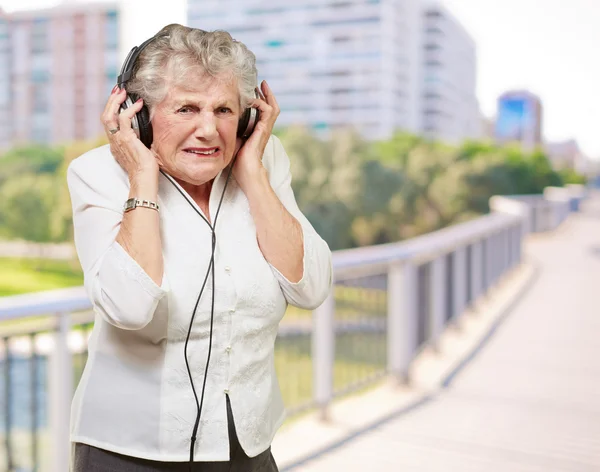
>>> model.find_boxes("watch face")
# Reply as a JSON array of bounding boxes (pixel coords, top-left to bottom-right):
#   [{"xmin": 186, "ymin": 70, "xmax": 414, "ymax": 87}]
[{"xmin": 124, "ymin": 198, "xmax": 136, "ymax": 211}]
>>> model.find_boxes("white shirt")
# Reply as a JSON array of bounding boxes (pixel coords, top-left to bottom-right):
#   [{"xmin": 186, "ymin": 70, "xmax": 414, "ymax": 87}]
[{"xmin": 67, "ymin": 135, "xmax": 332, "ymax": 462}]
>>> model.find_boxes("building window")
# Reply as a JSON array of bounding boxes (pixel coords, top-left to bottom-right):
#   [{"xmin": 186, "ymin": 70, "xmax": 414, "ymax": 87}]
[
  {"xmin": 425, "ymin": 27, "xmax": 443, "ymax": 35},
  {"xmin": 311, "ymin": 16, "xmax": 380, "ymax": 27},
  {"xmin": 105, "ymin": 10, "xmax": 119, "ymax": 49},
  {"xmin": 30, "ymin": 70, "xmax": 50, "ymax": 83},
  {"xmin": 31, "ymin": 127, "xmax": 50, "ymax": 143},
  {"xmin": 31, "ymin": 18, "xmax": 49, "ymax": 54},
  {"xmin": 332, "ymin": 36, "xmax": 352, "ymax": 43},
  {"xmin": 265, "ymin": 39, "xmax": 285, "ymax": 48}
]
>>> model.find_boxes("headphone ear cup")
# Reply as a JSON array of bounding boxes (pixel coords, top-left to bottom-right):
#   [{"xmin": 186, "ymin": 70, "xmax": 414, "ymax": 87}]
[
  {"xmin": 121, "ymin": 92, "xmax": 153, "ymax": 148},
  {"xmin": 130, "ymin": 92, "xmax": 153, "ymax": 148},
  {"xmin": 237, "ymin": 108, "xmax": 250, "ymax": 138},
  {"xmin": 136, "ymin": 102, "xmax": 153, "ymax": 148},
  {"xmin": 237, "ymin": 106, "xmax": 259, "ymax": 139}
]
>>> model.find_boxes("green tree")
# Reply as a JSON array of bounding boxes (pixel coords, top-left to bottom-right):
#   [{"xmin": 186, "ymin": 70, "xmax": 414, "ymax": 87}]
[
  {"xmin": 279, "ymin": 126, "xmax": 367, "ymax": 250},
  {"xmin": 0, "ymin": 173, "xmax": 62, "ymax": 249},
  {"xmin": 0, "ymin": 144, "xmax": 64, "ymax": 186},
  {"xmin": 558, "ymin": 168, "xmax": 587, "ymax": 185},
  {"xmin": 351, "ymin": 159, "xmax": 404, "ymax": 245}
]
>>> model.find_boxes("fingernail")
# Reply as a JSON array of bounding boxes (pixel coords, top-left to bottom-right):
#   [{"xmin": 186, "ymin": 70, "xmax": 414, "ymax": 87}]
[
  {"xmin": 111, "ymin": 84, "xmax": 119, "ymax": 94},
  {"xmin": 136, "ymin": 98, "xmax": 143, "ymax": 103}
]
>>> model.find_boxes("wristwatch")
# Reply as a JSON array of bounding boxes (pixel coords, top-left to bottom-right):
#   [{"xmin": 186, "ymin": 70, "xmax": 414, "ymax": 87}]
[{"xmin": 123, "ymin": 197, "xmax": 160, "ymax": 213}]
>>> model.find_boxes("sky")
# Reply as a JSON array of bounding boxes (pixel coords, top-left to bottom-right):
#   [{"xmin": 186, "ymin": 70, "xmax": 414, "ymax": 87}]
[{"xmin": 1, "ymin": 0, "xmax": 598, "ymax": 158}]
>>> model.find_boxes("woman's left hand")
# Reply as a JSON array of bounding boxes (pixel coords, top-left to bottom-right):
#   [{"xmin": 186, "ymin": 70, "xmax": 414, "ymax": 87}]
[{"xmin": 232, "ymin": 80, "xmax": 279, "ymax": 191}]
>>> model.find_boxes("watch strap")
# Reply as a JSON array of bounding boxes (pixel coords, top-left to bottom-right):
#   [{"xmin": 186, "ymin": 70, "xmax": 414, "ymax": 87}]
[{"xmin": 124, "ymin": 197, "xmax": 160, "ymax": 212}]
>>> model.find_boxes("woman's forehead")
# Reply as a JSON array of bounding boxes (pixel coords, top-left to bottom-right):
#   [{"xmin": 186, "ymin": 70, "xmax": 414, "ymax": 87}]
[{"xmin": 166, "ymin": 77, "xmax": 239, "ymax": 106}]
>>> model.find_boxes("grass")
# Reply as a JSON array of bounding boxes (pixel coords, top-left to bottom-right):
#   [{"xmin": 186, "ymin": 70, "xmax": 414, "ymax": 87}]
[{"xmin": 0, "ymin": 257, "xmax": 83, "ymax": 297}]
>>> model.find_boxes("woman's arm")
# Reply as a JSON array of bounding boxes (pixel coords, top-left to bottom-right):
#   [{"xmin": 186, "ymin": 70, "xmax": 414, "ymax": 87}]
[
  {"xmin": 247, "ymin": 136, "xmax": 333, "ymax": 310},
  {"xmin": 232, "ymin": 81, "xmax": 332, "ymax": 309},
  {"xmin": 68, "ymin": 88, "xmax": 169, "ymax": 331},
  {"xmin": 244, "ymin": 168, "xmax": 304, "ymax": 284},
  {"xmin": 68, "ymin": 156, "xmax": 169, "ymax": 331},
  {"xmin": 116, "ymin": 170, "xmax": 164, "ymax": 286}
]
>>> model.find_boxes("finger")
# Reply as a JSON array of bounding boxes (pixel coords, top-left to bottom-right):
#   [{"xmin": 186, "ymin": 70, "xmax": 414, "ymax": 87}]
[
  {"xmin": 256, "ymin": 83, "xmax": 267, "ymax": 102},
  {"xmin": 260, "ymin": 80, "xmax": 279, "ymax": 115},
  {"xmin": 118, "ymin": 98, "xmax": 145, "ymax": 132},
  {"xmin": 250, "ymin": 98, "xmax": 273, "ymax": 122},
  {"xmin": 101, "ymin": 86, "xmax": 126, "ymax": 127}
]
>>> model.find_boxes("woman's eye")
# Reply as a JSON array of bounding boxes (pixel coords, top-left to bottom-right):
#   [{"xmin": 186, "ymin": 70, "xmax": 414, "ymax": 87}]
[
  {"xmin": 178, "ymin": 107, "xmax": 192, "ymax": 114},
  {"xmin": 218, "ymin": 107, "xmax": 232, "ymax": 114}
]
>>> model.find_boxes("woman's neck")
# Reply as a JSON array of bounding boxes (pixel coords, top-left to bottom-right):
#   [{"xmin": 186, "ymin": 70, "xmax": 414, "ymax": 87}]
[{"xmin": 176, "ymin": 178, "xmax": 213, "ymax": 221}]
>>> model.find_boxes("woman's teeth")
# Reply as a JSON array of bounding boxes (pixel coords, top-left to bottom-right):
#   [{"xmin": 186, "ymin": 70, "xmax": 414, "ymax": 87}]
[{"xmin": 188, "ymin": 149, "xmax": 217, "ymax": 155}]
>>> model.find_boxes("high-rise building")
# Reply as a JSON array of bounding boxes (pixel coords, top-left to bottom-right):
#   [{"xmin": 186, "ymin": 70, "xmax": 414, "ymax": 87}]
[
  {"xmin": 0, "ymin": 9, "xmax": 11, "ymax": 149},
  {"xmin": 0, "ymin": 2, "xmax": 120, "ymax": 150},
  {"xmin": 421, "ymin": 3, "xmax": 482, "ymax": 144},
  {"xmin": 545, "ymin": 139, "xmax": 589, "ymax": 174},
  {"xmin": 495, "ymin": 90, "xmax": 543, "ymax": 150},
  {"xmin": 187, "ymin": 0, "xmax": 423, "ymax": 140}
]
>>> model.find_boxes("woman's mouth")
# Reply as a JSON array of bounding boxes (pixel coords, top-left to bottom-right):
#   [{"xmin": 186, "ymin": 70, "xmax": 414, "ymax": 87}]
[{"xmin": 183, "ymin": 147, "xmax": 220, "ymax": 157}]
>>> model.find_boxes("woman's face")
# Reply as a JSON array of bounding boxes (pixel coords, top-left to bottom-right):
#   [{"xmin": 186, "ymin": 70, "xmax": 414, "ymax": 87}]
[{"xmin": 150, "ymin": 73, "xmax": 241, "ymax": 187}]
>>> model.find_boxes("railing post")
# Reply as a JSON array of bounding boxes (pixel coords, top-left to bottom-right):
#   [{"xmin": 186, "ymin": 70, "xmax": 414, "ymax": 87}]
[
  {"xmin": 470, "ymin": 240, "xmax": 483, "ymax": 303},
  {"xmin": 515, "ymin": 223, "xmax": 523, "ymax": 265},
  {"xmin": 387, "ymin": 262, "xmax": 417, "ymax": 384},
  {"xmin": 430, "ymin": 255, "xmax": 447, "ymax": 349},
  {"xmin": 499, "ymin": 230, "xmax": 507, "ymax": 276},
  {"xmin": 313, "ymin": 289, "xmax": 335, "ymax": 421},
  {"xmin": 49, "ymin": 312, "xmax": 72, "ymax": 472},
  {"xmin": 485, "ymin": 234, "xmax": 494, "ymax": 290},
  {"xmin": 495, "ymin": 233, "xmax": 502, "ymax": 282},
  {"xmin": 3, "ymin": 337, "xmax": 13, "ymax": 472},
  {"xmin": 452, "ymin": 247, "xmax": 467, "ymax": 320}
]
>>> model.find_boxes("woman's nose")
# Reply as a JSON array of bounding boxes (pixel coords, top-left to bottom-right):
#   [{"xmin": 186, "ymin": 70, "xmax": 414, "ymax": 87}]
[{"xmin": 195, "ymin": 114, "xmax": 218, "ymax": 139}]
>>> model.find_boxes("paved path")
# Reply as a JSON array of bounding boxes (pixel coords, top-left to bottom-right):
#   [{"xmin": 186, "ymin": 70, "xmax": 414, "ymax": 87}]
[{"xmin": 280, "ymin": 195, "xmax": 600, "ymax": 471}]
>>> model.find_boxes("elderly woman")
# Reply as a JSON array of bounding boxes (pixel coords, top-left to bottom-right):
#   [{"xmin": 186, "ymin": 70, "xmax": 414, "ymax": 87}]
[{"xmin": 67, "ymin": 24, "xmax": 332, "ymax": 471}]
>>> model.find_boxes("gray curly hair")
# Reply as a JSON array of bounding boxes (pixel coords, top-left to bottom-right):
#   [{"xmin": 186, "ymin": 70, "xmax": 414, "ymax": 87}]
[{"xmin": 125, "ymin": 24, "xmax": 258, "ymax": 119}]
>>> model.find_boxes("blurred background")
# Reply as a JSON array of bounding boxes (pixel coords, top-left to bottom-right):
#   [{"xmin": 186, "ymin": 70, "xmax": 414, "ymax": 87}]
[{"xmin": 0, "ymin": 0, "xmax": 598, "ymax": 471}]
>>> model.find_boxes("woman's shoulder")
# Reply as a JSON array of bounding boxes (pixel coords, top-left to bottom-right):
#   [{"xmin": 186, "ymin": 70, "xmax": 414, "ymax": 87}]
[
  {"xmin": 66, "ymin": 145, "xmax": 130, "ymax": 209},
  {"xmin": 261, "ymin": 134, "xmax": 291, "ymax": 179},
  {"xmin": 67, "ymin": 144, "xmax": 129, "ymax": 190}
]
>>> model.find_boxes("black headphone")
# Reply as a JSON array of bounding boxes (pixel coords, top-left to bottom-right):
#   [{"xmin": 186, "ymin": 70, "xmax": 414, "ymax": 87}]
[{"xmin": 117, "ymin": 32, "xmax": 260, "ymax": 148}]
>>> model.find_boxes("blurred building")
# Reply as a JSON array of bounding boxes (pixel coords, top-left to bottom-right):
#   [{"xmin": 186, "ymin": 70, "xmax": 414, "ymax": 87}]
[
  {"xmin": 421, "ymin": 3, "xmax": 483, "ymax": 144},
  {"xmin": 188, "ymin": 0, "xmax": 424, "ymax": 140},
  {"xmin": 545, "ymin": 139, "xmax": 590, "ymax": 174},
  {"xmin": 0, "ymin": 2, "xmax": 120, "ymax": 150},
  {"xmin": 0, "ymin": 9, "xmax": 11, "ymax": 149},
  {"xmin": 494, "ymin": 90, "xmax": 543, "ymax": 150}
]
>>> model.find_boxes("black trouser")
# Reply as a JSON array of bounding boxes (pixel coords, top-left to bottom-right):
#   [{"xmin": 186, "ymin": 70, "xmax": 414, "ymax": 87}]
[{"xmin": 72, "ymin": 396, "xmax": 279, "ymax": 472}]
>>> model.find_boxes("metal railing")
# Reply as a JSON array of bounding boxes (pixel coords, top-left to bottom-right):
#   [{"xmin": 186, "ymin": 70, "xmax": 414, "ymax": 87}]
[{"xmin": 0, "ymin": 186, "xmax": 587, "ymax": 472}]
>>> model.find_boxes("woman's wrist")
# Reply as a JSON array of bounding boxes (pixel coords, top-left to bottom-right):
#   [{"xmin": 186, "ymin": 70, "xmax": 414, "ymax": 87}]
[{"xmin": 129, "ymin": 168, "xmax": 159, "ymax": 196}]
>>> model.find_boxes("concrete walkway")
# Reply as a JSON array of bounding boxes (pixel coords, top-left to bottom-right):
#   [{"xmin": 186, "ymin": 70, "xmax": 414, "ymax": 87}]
[{"xmin": 272, "ymin": 195, "xmax": 600, "ymax": 471}]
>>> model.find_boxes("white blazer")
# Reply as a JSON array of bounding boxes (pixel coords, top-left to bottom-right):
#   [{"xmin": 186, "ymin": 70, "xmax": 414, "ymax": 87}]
[{"xmin": 67, "ymin": 135, "xmax": 332, "ymax": 461}]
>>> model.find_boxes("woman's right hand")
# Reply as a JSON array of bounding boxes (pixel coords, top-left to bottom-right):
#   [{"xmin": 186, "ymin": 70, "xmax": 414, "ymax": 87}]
[{"xmin": 101, "ymin": 85, "xmax": 159, "ymax": 181}]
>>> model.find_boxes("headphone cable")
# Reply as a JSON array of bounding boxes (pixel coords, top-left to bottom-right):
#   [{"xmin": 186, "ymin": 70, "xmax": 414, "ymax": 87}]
[{"xmin": 159, "ymin": 152, "xmax": 238, "ymax": 470}]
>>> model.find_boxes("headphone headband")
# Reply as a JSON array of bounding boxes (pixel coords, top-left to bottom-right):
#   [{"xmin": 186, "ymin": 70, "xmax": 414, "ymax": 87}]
[{"xmin": 117, "ymin": 35, "xmax": 167, "ymax": 87}]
